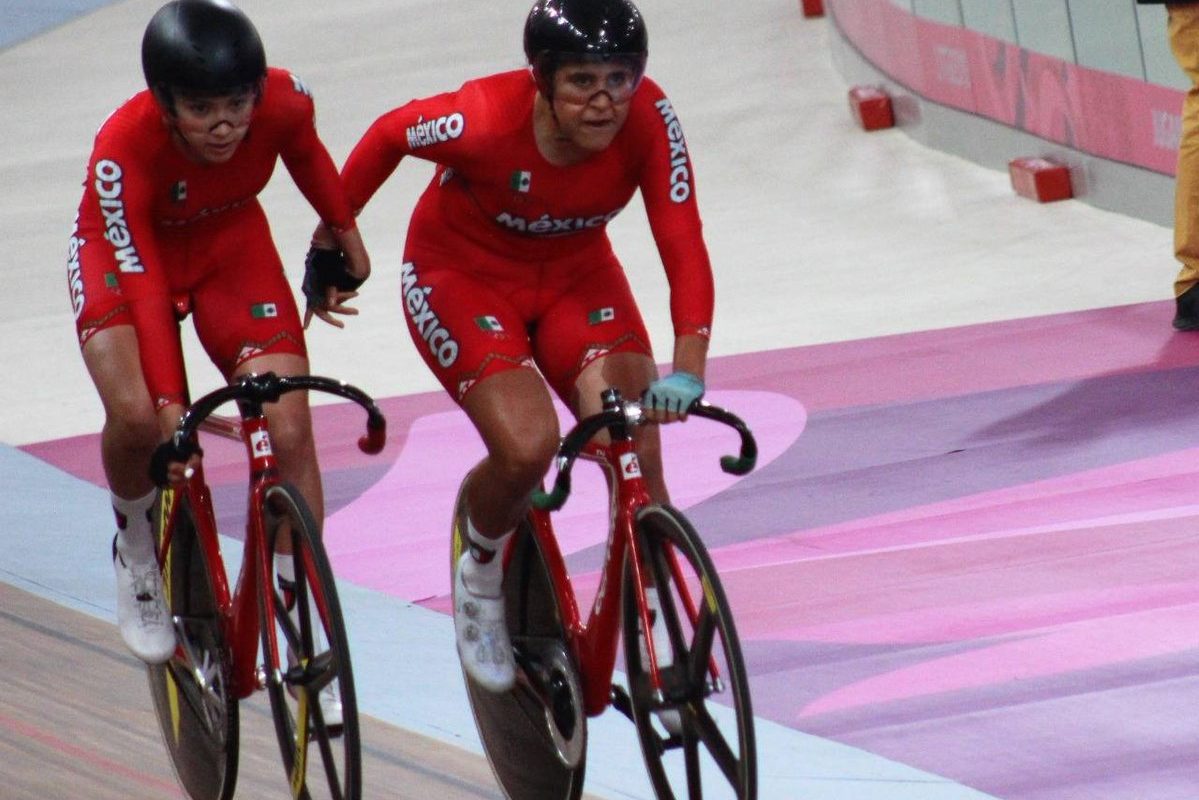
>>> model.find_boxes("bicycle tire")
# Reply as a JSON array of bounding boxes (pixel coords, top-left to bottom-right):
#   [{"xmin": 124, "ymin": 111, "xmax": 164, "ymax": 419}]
[
  {"xmin": 451, "ymin": 496, "xmax": 587, "ymax": 800},
  {"xmin": 146, "ymin": 490, "xmax": 240, "ymax": 800},
  {"xmin": 259, "ymin": 483, "xmax": 361, "ymax": 800},
  {"xmin": 622, "ymin": 504, "xmax": 757, "ymax": 800}
]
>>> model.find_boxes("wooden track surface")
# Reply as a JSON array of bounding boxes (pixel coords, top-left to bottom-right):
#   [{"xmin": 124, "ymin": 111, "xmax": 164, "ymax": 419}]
[{"xmin": 0, "ymin": 582, "xmax": 515, "ymax": 800}]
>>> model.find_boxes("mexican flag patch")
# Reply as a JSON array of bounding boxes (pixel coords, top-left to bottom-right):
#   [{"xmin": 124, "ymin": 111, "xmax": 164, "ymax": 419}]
[
  {"xmin": 251, "ymin": 302, "xmax": 278, "ymax": 319},
  {"xmin": 475, "ymin": 315, "xmax": 504, "ymax": 332},
  {"xmin": 588, "ymin": 307, "xmax": 615, "ymax": 325},
  {"xmin": 510, "ymin": 170, "xmax": 532, "ymax": 193}
]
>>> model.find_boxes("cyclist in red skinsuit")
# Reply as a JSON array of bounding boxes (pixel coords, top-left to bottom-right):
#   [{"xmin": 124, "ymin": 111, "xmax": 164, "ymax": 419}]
[
  {"xmin": 69, "ymin": 0, "xmax": 369, "ymax": 666},
  {"xmin": 312, "ymin": 0, "xmax": 712, "ymax": 693}
]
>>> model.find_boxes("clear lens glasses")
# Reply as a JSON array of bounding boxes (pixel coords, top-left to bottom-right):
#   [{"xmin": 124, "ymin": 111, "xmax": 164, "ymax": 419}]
[{"xmin": 551, "ymin": 56, "xmax": 645, "ymax": 105}]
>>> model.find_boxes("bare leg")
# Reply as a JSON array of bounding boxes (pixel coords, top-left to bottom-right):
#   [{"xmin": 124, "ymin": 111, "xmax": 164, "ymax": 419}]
[
  {"xmin": 82, "ymin": 325, "xmax": 164, "ymax": 499},
  {"xmin": 452, "ymin": 366, "xmax": 559, "ymax": 693},
  {"xmin": 81, "ymin": 325, "xmax": 176, "ymax": 663},
  {"xmin": 460, "ymin": 367, "xmax": 561, "ymax": 538}
]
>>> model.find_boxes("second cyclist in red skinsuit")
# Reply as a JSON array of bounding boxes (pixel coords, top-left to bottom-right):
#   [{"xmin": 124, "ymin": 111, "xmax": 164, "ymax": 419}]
[
  {"xmin": 69, "ymin": 0, "xmax": 368, "ymax": 678},
  {"xmin": 312, "ymin": 0, "xmax": 714, "ymax": 694}
]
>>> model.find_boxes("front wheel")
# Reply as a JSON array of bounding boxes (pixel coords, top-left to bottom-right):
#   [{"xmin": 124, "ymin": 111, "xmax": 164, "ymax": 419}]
[
  {"xmin": 622, "ymin": 504, "xmax": 757, "ymax": 800},
  {"xmin": 260, "ymin": 483, "xmax": 361, "ymax": 800},
  {"xmin": 146, "ymin": 489, "xmax": 239, "ymax": 800}
]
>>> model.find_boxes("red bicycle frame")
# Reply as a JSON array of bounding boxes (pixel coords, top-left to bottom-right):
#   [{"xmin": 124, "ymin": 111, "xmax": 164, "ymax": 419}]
[
  {"xmin": 155, "ymin": 414, "xmax": 297, "ymax": 699},
  {"xmin": 518, "ymin": 434, "xmax": 711, "ymax": 717}
]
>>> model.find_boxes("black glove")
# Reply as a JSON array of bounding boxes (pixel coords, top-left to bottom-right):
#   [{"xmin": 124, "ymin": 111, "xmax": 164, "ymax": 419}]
[
  {"xmin": 302, "ymin": 246, "xmax": 365, "ymax": 309},
  {"xmin": 149, "ymin": 437, "xmax": 202, "ymax": 487}
]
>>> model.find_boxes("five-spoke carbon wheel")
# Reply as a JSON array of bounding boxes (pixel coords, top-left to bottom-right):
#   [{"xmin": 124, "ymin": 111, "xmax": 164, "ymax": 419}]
[
  {"xmin": 261, "ymin": 483, "xmax": 361, "ymax": 800},
  {"xmin": 622, "ymin": 504, "xmax": 757, "ymax": 800}
]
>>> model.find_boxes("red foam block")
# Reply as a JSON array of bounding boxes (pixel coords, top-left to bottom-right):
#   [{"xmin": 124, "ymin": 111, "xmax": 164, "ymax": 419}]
[
  {"xmin": 801, "ymin": 0, "xmax": 825, "ymax": 17},
  {"xmin": 1008, "ymin": 157, "xmax": 1073, "ymax": 202},
  {"xmin": 848, "ymin": 86, "xmax": 894, "ymax": 131}
]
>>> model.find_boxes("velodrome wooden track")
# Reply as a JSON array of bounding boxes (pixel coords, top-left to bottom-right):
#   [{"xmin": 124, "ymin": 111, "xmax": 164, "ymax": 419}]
[{"xmin": 1, "ymin": 581, "xmax": 588, "ymax": 800}]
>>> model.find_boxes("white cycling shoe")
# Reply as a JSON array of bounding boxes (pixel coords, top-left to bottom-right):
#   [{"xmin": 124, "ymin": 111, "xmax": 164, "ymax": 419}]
[
  {"xmin": 285, "ymin": 659, "xmax": 344, "ymax": 733},
  {"xmin": 453, "ymin": 550, "xmax": 516, "ymax": 693},
  {"xmin": 112, "ymin": 535, "xmax": 176, "ymax": 664},
  {"xmin": 639, "ymin": 587, "xmax": 684, "ymax": 736},
  {"xmin": 317, "ymin": 684, "xmax": 343, "ymax": 730}
]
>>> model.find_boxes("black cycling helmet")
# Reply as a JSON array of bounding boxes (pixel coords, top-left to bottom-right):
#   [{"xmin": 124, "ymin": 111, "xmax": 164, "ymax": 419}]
[
  {"xmin": 142, "ymin": 0, "xmax": 266, "ymax": 110},
  {"xmin": 523, "ymin": 0, "xmax": 648, "ymax": 99}
]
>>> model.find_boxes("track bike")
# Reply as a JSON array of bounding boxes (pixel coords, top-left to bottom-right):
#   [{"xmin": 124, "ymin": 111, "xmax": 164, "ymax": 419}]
[
  {"xmin": 450, "ymin": 388, "xmax": 758, "ymax": 799},
  {"xmin": 146, "ymin": 371, "xmax": 385, "ymax": 800}
]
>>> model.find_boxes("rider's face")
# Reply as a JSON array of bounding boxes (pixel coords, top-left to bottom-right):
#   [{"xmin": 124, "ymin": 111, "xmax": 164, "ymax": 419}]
[
  {"xmin": 550, "ymin": 62, "xmax": 638, "ymax": 152},
  {"xmin": 169, "ymin": 91, "xmax": 255, "ymax": 164}
]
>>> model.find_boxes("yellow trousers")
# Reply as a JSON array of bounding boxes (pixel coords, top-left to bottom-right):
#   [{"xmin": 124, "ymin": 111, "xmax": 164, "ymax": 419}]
[{"xmin": 1168, "ymin": 3, "xmax": 1199, "ymax": 295}]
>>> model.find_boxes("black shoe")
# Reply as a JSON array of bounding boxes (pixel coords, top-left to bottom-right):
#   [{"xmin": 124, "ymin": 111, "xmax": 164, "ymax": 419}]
[{"xmin": 1173, "ymin": 284, "xmax": 1199, "ymax": 331}]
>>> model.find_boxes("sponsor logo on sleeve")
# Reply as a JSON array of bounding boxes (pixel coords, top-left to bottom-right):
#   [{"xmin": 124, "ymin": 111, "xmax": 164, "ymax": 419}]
[
  {"xmin": 66, "ymin": 215, "xmax": 86, "ymax": 320},
  {"xmin": 289, "ymin": 72, "xmax": 313, "ymax": 97},
  {"xmin": 406, "ymin": 112, "xmax": 466, "ymax": 150},
  {"xmin": 654, "ymin": 98, "xmax": 691, "ymax": 204},
  {"xmin": 94, "ymin": 158, "xmax": 144, "ymax": 273}
]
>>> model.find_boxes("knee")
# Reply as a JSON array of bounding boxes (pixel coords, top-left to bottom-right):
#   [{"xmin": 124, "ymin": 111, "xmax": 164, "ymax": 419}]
[
  {"xmin": 265, "ymin": 408, "xmax": 315, "ymax": 465},
  {"xmin": 491, "ymin": 422, "xmax": 560, "ymax": 487},
  {"xmin": 104, "ymin": 391, "xmax": 159, "ymax": 449}
]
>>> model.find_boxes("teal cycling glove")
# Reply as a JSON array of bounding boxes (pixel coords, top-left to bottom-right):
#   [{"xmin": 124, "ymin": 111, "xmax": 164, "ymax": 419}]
[{"xmin": 644, "ymin": 371, "xmax": 705, "ymax": 415}]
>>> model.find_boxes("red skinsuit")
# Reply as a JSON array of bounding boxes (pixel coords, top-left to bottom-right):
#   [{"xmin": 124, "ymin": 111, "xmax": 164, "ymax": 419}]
[
  {"xmin": 68, "ymin": 68, "xmax": 354, "ymax": 409},
  {"xmin": 341, "ymin": 70, "xmax": 714, "ymax": 402}
]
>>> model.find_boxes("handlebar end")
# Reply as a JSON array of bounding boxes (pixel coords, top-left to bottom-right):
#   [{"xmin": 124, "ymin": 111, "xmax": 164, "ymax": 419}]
[
  {"xmin": 720, "ymin": 453, "xmax": 755, "ymax": 476},
  {"xmin": 358, "ymin": 414, "xmax": 387, "ymax": 455}
]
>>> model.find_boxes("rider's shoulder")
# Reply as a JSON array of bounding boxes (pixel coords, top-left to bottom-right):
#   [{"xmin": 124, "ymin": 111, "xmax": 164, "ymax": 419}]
[
  {"xmin": 630, "ymin": 75, "xmax": 671, "ymax": 114},
  {"xmin": 461, "ymin": 69, "xmax": 533, "ymax": 111},
  {"xmin": 256, "ymin": 67, "xmax": 317, "ymax": 120},
  {"xmin": 91, "ymin": 91, "xmax": 167, "ymax": 160},
  {"xmin": 623, "ymin": 75, "xmax": 682, "ymax": 138},
  {"xmin": 400, "ymin": 70, "xmax": 531, "ymax": 131}
]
